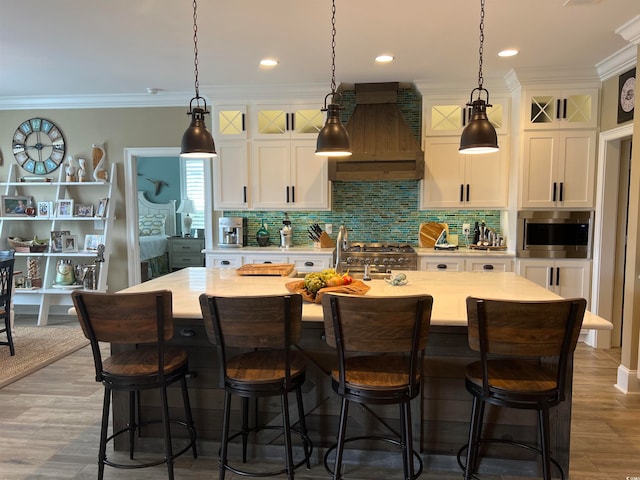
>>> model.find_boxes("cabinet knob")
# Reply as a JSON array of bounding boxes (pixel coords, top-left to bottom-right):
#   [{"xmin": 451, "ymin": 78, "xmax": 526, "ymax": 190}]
[
  {"xmin": 180, "ymin": 328, "xmax": 196, "ymax": 337},
  {"xmin": 437, "ymin": 264, "xmax": 447, "ymax": 269},
  {"xmin": 221, "ymin": 260, "xmax": 230, "ymax": 265},
  {"xmin": 483, "ymin": 264, "xmax": 494, "ymax": 270},
  {"xmin": 304, "ymin": 261, "xmax": 314, "ymax": 267}
]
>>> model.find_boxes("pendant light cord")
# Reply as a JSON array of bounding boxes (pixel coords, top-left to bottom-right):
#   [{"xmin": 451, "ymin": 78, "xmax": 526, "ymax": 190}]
[
  {"xmin": 330, "ymin": 0, "xmax": 337, "ymax": 96},
  {"xmin": 477, "ymin": 0, "xmax": 485, "ymax": 91},
  {"xmin": 192, "ymin": 0, "xmax": 202, "ymax": 103}
]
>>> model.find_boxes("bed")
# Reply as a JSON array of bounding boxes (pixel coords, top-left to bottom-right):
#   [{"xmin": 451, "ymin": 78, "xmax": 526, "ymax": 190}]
[{"xmin": 138, "ymin": 191, "xmax": 176, "ymax": 279}]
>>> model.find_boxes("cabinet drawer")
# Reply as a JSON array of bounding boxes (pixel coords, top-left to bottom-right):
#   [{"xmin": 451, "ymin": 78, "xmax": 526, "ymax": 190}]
[
  {"xmin": 170, "ymin": 238, "xmax": 204, "ymax": 253},
  {"xmin": 291, "ymin": 256, "xmax": 333, "ymax": 272},
  {"xmin": 420, "ymin": 258, "xmax": 464, "ymax": 271},
  {"xmin": 206, "ymin": 255, "xmax": 243, "ymax": 268},
  {"xmin": 244, "ymin": 255, "xmax": 289, "ymax": 264},
  {"xmin": 171, "ymin": 254, "xmax": 204, "ymax": 268},
  {"xmin": 465, "ymin": 259, "xmax": 513, "ymax": 272}
]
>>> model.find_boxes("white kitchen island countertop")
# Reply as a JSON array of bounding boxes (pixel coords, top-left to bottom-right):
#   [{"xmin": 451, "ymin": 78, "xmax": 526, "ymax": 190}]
[{"xmin": 119, "ymin": 267, "xmax": 611, "ymax": 330}]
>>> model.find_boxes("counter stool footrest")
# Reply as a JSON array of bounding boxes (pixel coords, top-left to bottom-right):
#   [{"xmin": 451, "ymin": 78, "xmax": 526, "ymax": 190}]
[{"xmin": 324, "ymin": 435, "xmax": 423, "ymax": 480}]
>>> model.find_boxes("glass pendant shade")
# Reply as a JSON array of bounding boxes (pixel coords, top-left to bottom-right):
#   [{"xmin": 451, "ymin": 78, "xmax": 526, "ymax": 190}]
[
  {"xmin": 181, "ymin": 107, "xmax": 217, "ymax": 158},
  {"xmin": 316, "ymin": 103, "xmax": 352, "ymax": 157},
  {"xmin": 459, "ymin": 99, "xmax": 499, "ymax": 154}
]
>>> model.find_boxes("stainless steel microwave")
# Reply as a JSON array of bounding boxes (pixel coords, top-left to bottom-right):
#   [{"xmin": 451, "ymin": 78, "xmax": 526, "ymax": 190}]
[{"xmin": 517, "ymin": 210, "xmax": 593, "ymax": 258}]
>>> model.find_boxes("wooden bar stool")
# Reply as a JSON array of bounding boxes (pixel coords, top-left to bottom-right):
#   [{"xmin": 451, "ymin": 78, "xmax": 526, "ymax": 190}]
[
  {"xmin": 0, "ymin": 257, "xmax": 15, "ymax": 356},
  {"xmin": 321, "ymin": 293, "xmax": 433, "ymax": 480},
  {"xmin": 459, "ymin": 296, "xmax": 586, "ymax": 480},
  {"xmin": 72, "ymin": 290, "xmax": 198, "ymax": 480},
  {"xmin": 199, "ymin": 293, "xmax": 312, "ymax": 480}
]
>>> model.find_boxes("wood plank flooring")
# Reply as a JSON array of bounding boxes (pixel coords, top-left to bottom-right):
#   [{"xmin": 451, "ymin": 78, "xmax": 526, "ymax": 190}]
[{"xmin": 1, "ymin": 315, "xmax": 639, "ymax": 479}]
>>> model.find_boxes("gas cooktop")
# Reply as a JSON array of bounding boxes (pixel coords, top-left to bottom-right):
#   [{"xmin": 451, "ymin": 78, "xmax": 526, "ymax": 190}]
[{"xmin": 337, "ymin": 243, "xmax": 417, "ymax": 271}]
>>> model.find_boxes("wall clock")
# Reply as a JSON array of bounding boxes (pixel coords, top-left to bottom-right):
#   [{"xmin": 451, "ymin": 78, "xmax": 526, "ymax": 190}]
[
  {"xmin": 617, "ymin": 68, "xmax": 636, "ymax": 124},
  {"xmin": 11, "ymin": 118, "xmax": 66, "ymax": 175}
]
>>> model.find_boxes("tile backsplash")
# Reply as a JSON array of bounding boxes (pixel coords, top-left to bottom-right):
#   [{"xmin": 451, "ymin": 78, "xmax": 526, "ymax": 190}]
[{"xmin": 224, "ymin": 181, "xmax": 502, "ymax": 248}]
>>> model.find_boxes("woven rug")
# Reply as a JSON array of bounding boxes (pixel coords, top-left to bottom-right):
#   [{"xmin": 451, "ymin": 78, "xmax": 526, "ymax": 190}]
[{"xmin": 0, "ymin": 326, "xmax": 89, "ymax": 388}]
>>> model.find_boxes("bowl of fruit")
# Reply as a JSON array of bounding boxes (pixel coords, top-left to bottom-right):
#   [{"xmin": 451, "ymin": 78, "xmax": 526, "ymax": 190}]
[{"xmin": 285, "ymin": 269, "xmax": 369, "ymax": 303}]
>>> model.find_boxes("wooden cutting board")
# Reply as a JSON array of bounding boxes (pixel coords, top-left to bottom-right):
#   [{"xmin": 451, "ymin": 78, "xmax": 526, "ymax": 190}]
[
  {"xmin": 236, "ymin": 263, "xmax": 295, "ymax": 276},
  {"xmin": 419, "ymin": 222, "xmax": 448, "ymax": 247}
]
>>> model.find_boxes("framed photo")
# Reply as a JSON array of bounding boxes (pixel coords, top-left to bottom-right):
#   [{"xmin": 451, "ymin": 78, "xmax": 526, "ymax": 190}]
[
  {"xmin": 617, "ymin": 67, "xmax": 636, "ymax": 124},
  {"xmin": 37, "ymin": 201, "xmax": 53, "ymax": 218},
  {"xmin": 61, "ymin": 235, "xmax": 78, "ymax": 253},
  {"xmin": 56, "ymin": 199, "xmax": 74, "ymax": 218},
  {"xmin": 96, "ymin": 198, "xmax": 109, "ymax": 218},
  {"xmin": 50, "ymin": 230, "xmax": 71, "ymax": 252},
  {"xmin": 2, "ymin": 195, "xmax": 33, "ymax": 217},
  {"xmin": 84, "ymin": 234, "xmax": 104, "ymax": 252},
  {"xmin": 74, "ymin": 204, "xmax": 94, "ymax": 217}
]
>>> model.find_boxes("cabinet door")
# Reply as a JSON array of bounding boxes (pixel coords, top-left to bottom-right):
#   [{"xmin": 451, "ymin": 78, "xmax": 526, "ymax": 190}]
[
  {"xmin": 289, "ymin": 141, "xmax": 330, "ymax": 210},
  {"xmin": 524, "ymin": 88, "xmax": 598, "ymax": 130},
  {"xmin": 517, "ymin": 259, "xmax": 552, "ymax": 289},
  {"xmin": 520, "ymin": 132, "xmax": 558, "ymax": 208},
  {"xmin": 213, "ymin": 105, "xmax": 247, "ymax": 139},
  {"xmin": 557, "ymin": 130, "xmax": 596, "ymax": 208},
  {"xmin": 555, "ymin": 260, "xmax": 591, "ymax": 302},
  {"xmin": 421, "ymin": 138, "xmax": 465, "ymax": 208},
  {"xmin": 213, "ymin": 142, "xmax": 249, "ymax": 210},
  {"xmin": 251, "ymin": 141, "xmax": 291, "ymax": 209},
  {"xmin": 463, "ymin": 142, "xmax": 508, "ymax": 208}
]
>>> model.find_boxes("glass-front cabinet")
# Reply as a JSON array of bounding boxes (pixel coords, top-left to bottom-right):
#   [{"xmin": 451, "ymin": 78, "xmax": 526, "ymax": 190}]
[
  {"xmin": 214, "ymin": 105, "xmax": 247, "ymax": 140},
  {"xmin": 251, "ymin": 103, "xmax": 324, "ymax": 139},
  {"xmin": 523, "ymin": 88, "xmax": 598, "ymax": 129},
  {"xmin": 424, "ymin": 95, "xmax": 509, "ymax": 136}
]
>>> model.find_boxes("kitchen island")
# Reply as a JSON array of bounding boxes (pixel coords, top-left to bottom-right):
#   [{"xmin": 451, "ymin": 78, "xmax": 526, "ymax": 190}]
[{"xmin": 116, "ymin": 268, "xmax": 611, "ymax": 476}]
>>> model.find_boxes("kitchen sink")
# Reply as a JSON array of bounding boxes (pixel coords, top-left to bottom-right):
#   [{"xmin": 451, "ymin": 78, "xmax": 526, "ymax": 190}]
[{"xmin": 293, "ymin": 271, "xmax": 391, "ymax": 280}]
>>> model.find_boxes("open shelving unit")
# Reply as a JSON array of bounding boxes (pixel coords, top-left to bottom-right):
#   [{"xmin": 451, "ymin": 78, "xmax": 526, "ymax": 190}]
[{"xmin": 0, "ymin": 163, "xmax": 116, "ymax": 325}]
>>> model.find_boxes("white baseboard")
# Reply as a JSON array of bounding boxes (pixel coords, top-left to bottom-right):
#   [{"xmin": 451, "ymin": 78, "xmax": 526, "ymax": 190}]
[{"xmin": 615, "ymin": 364, "xmax": 640, "ymax": 394}]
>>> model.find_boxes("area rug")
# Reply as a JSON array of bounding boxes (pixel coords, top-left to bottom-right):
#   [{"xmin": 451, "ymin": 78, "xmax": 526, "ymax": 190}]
[{"xmin": 0, "ymin": 326, "xmax": 89, "ymax": 388}]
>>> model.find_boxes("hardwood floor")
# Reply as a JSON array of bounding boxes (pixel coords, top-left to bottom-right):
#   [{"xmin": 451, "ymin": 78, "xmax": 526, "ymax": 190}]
[{"xmin": 1, "ymin": 315, "xmax": 639, "ymax": 479}]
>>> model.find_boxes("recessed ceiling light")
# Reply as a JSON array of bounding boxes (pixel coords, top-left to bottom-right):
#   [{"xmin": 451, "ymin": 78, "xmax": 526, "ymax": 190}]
[
  {"xmin": 375, "ymin": 54, "xmax": 394, "ymax": 63},
  {"xmin": 498, "ymin": 49, "xmax": 519, "ymax": 57},
  {"xmin": 260, "ymin": 58, "xmax": 279, "ymax": 67}
]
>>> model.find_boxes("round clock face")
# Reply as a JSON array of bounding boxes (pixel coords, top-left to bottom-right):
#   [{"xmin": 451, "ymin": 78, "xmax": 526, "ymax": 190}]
[
  {"xmin": 12, "ymin": 118, "xmax": 66, "ymax": 175},
  {"xmin": 620, "ymin": 77, "xmax": 636, "ymax": 113}
]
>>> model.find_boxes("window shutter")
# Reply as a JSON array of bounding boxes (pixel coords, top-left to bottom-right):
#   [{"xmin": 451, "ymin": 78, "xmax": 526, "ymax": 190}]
[{"xmin": 181, "ymin": 158, "xmax": 205, "ymax": 230}]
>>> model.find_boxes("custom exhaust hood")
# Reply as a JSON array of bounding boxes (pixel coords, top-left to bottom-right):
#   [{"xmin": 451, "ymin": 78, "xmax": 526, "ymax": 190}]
[{"xmin": 328, "ymin": 82, "xmax": 424, "ymax": 181}]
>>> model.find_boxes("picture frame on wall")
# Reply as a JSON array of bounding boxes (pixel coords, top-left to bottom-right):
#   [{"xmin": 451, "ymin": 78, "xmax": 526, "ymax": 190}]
[
  {"xmin": 56, "ymin": 199, "xmax": 74, "ymax": 218},
  {"xmin": 617, "ymin": 67, "xmax": 636, "ymax": 124},
  {"xmin": 2, "ymin": 195, "xmax": 33, "ymax": 217}
]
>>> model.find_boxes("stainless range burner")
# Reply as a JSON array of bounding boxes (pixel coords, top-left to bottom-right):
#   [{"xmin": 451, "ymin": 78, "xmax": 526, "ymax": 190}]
[{"xmin": 337, "ymin": 243, "xmax": 417, "ymax": 272}]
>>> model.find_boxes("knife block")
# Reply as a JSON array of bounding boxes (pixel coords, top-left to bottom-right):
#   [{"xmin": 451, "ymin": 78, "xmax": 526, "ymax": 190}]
[{"xmin": 319, "ymin": 231, "xmax": 335, "ymax": 248}]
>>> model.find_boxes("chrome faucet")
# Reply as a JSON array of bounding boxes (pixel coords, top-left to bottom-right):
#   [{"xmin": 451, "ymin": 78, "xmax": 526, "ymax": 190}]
[{"xmin": 334, "ymin": 225, "xmax": 349, "ymax": 274}]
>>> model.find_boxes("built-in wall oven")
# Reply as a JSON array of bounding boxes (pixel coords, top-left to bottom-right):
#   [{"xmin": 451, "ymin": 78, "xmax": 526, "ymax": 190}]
[{"xmin": 517, "ymin": 210, "xmax": 593, "ymax": 258}]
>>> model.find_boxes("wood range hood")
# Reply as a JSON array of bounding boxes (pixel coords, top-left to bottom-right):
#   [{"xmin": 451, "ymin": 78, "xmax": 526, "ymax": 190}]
[{"xmin": 328, "ymin": 82, "xmax": 424, "ymax": 182}]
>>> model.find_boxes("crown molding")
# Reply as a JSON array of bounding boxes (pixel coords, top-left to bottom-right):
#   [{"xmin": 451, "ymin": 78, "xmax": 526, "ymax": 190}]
[
  {"xmin": 0, "ymin": 83, "xmax": 329, "ymax": 111},
  {"xmin": 596, "ymin": 43, "xmax": 637, "ymax": 81},
  {"xmin": 617, "ymin": 14, "xmax": 640, "ymax": 45}
]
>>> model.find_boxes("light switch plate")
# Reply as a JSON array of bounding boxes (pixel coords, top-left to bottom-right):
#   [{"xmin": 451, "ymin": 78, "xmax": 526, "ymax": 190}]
[{"xmin": 462, "ymin": 223, "xmax": 471, "ymax": 235}]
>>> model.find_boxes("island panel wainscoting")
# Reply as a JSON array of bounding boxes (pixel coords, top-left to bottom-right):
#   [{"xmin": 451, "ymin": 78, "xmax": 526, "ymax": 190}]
[{"xmin": 111, "ymin": 268, "xmax": 611, "ymax": 477}]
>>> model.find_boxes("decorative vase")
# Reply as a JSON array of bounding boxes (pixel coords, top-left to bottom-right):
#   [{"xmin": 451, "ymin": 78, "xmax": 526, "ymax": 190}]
[{"xmin": 55, "ymin": 259, "xmax": 75, "ymax": 286}]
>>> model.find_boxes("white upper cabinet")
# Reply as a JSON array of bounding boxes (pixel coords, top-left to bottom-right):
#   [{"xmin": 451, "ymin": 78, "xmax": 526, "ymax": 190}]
[
  {"xmin": 213, "ymin": 141, "xmax": 250, "ymax": 210},
  {"xmin": 251, "ymin": 103, "xmax": 325, "ymax": 140},
  {"xmin": 421, "ymin": 136, "xmax": 508, "ymax": 209},
  {"xmin": 520, "ymin": 130, "xmax": 596, "ymax": 209},
  {"xmin": 251, "ymin": 140, "xmax": 330, "ymax": 210},
  {"xmin": 424, "ymin": 95, "xmax": 509, "ymax": 136},
  {"xmin": 523, "ymin": 88, "xmax": 598, "ymax": 130}
]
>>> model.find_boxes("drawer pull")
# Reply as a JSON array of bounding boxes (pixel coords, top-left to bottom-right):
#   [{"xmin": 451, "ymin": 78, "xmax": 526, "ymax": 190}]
[
  {"xmin": 221, "ymin": 260, "xmax": 230, "ymax": 265},
  {"xmin": 304, "ymin": 261, "xmax": 314, "ymax": 267},
  {"xmin": 483, "ymin": 264, "xmax": 494, "ymax": 270},
  {"xmin": 437, "ymin": 264, "xmax": 447, "ymax": 269},
  {"xmin": 180, "ymin": 329, "xmax": 196, "ymax": 337}
]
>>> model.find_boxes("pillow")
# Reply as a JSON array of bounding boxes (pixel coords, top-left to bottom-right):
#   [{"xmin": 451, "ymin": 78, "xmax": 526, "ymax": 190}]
[{"xmin": 139, "ymin": 214, "xmax": 166, "ymax": 237}]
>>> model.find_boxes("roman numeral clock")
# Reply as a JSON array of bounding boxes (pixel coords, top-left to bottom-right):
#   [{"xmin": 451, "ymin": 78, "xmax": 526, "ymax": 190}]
[{"xmin": 12, "ymin": 118, "xmax": 66, "ymax": 175}]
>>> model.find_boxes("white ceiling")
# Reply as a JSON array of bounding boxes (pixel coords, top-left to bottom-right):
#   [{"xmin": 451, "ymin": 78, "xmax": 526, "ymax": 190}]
[{"xmin": 1, "ymin": 0, "xmax": 638, "ymax": 108}]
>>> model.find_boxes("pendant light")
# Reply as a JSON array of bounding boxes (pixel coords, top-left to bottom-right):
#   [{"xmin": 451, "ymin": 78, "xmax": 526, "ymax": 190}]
[
  {"xmin": 181, "ymin": 0, "xmax": 217, "ymax": 158},
  {"xmin": 315, "ymin": 0, "xmax": 352, "ymax": 157},
  {"xmin": 459, "ymin": 0, "xmax": 499, "ymax": 155}
]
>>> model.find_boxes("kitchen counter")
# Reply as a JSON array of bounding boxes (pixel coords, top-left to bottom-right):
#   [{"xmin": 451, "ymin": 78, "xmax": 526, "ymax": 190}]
[
  {"xmin": 204, "ymin": 246, "xmax": 335, "ymax": 254},
  {"xmin": 111, "ymin": 268, "xmax": 610, "ymax": 474},
  {"xmin": 119, "ymin": 267, "xmax": 609, "ymax": 330},
  {"xmin": 415, "ymin": 246, "xmax": 515, "ymax": 257}
]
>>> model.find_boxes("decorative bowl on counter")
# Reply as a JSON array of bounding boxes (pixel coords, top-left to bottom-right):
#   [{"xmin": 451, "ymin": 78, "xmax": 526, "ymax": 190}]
[{"xmin": 285, "ymin": 279, "xmax": 370, "ymax": 304}]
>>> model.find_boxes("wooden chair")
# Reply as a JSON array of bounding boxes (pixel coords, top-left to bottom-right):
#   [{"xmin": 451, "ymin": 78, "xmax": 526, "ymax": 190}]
[
  {"xmin": 71, "ymin": 290, "xmax": 197, "ymax": 480},
  {"xmin": 321, "ymin": 293, "xmax": 434, "ymax": 480},
  {"xmin": 460, "ymin": 296, "xmax": 587, "ymax": 480},
  {"xmin": 0, "ymin": 257, "xmax": 15, "ymax": 356},
  {"xmin": 199, "ymin": 293, "xmax": 312, "ymax": 480}
]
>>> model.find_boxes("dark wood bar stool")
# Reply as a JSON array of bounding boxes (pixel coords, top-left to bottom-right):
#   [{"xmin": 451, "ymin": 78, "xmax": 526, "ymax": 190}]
[
  {"xmin": 0, "ymin": 256, "xmax": 15, "ymax": 356},
  {"xmin": 321, "ymin": 293, "xmax": 433, "ymax": 480},
  {"xmin": 72, "ymin": 290, "xmax": 197, "ymax": 480},
  {"xmin": 459, "ymin": 296, "xmax": 586, "ymax": 480},
  {"xmin": 199, "ymin": 293, "xmax": 312, "ymax": 480}
]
